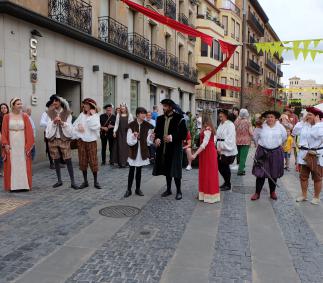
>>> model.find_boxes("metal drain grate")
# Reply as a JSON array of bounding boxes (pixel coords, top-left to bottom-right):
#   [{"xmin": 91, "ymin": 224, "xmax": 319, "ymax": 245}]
[
  {"xmin": 232, "ymin": 185, "xmax": 255, "ymax": 194},
  {"xmin": 99, "ymin": 205, "xmax": 141, "ymax": 218}
]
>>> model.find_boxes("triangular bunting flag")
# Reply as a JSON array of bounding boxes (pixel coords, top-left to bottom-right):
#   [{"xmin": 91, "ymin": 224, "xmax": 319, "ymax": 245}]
[
  {"xmin": 255, "ymin": 43, "xmax": 263, "ymax": 53},
  {"xmin": 293, "ymin": 48, "xmax": 302, "ymax": 59},
  {"xmin": 302, "ymin": 40, "xmax": 311, "ymax": 50},
  {"xmin": 293, "ymin": 40, "xmax": 301, "ymax": 50},
  {"xmin": 277, "ymin": 46, "xmax": 285, "ymax": 58},
  {"xmin": 302, "ymin": 49, "xmax": 310, "ymax": 60},
  {"xmin": 310, "ymin": 50, "xmax": 317, "ymax": 61},
  {"xmin": 313, "ymin": 39, "xmax": 321, "ymax": 48}
]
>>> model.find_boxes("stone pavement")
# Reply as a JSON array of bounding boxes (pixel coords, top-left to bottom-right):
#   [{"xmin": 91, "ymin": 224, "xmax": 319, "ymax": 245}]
[{"xmin": 0, "ymin": 151, "xmax": 323, "ymax": 283}]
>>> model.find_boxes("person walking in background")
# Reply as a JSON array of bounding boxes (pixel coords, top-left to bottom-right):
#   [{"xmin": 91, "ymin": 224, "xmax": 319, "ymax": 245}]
[
  {"xmin": 100, "ymin": 104, "xmax": 116, "ymax": 165},
  {"xmin": 191, "ymin": 113, "xmax": 220, "ymax": 203},
  {"xmin": 151, "ymin": 105, "xmax": 159, "ymax": 121},
  {"xmin": 45, "ymin": 95, "xmax": 79, "ymax": 190},
  {"xmin": 216, "ymin": 109, "xmax": 238, "ymax": 191},
  {"xmin": 292, "ymin": 107, "xmax": 323, "ymax": 205},
  {"xmin": 1, "ymin": 98, "xmax": 34, "ymax": 191},
  {"xmin": 184, "ymin": 130, "xmax": 193, "ymax": 171},
  {"xmin": 235, "ymin": 109, "xmax": 253, "ymax": 176},
  {"xmin": 146, "ymin": 111, "xmax": 156, "ymax": 128},
  {"xmin": 112, "ymin": 103, "xmax": 134, "ymax": 168},
  {"xmin": 25, "ymin": 107, "xmax": 36, "ymax": 161},
  {"xmin": 153, "ymin": 99, "xmax": 187, "ymax": 200},
  {"xmin": 124, "ymin": 107, "xmax": 154, "ymax": 198},
  {"xmin": 288, "ymin": 106, "xmax": 299, "ymax": 127},
  {"xmin": 0, "ymin": 103, "xmax": 9, "ymax": 176},
  {"xmin": 251, "ymin": 111, "xmax": 287, "ymax": 201},
  {"xmin": 146, "ymin": 111, "xmax": 156, "ymax": 163},
  {"xmin": 73, "ymin": 98, "xmax": 102, "ymax": 190},
  {"xmin": 283, "ymin": 129, "xmax": 293, "ymax": 171},
  {"xmin": 229, "ymin": 107, "xmax": 240, "ymax": 123}
]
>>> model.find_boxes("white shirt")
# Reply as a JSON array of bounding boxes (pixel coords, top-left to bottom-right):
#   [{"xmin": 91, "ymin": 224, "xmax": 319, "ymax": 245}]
[
  {"xmin": 127, "ymin": 121, "xmax": 154, "ymax": 167},
  {"xmin": 146, "ymin": 118, "xmax": 156, "ymax": 128},
  {"xmin": 72, "ymin": 112, "xmax": 100, "ymax": 142},
  {"xmin": 196, "ymin": 116, "xmax": 202, "ymax": 129},
  {"xmin": 200, "ymin": 130, "xmax": 211, "ymax": 149},
  {"xmin": 29, "ymin": 116, "xmax": 36, "ymax": 138},
  {"xmin": 254, "ymin": 121, "xmax": 287, "ymax": 149},
  {"xmin": 40, "ymin": 111, "xmax": 49, "ymax": 129},
  {"xmin": 216, "ymin": 120, "xmax": 238, "ymax": 156},
  {"xmin": 292, "ymin": 121, "xmax": 323, "ymax": 166},
  {"xmin": 45, "ymin": 109, "xmax": 73, "ymax": 139}
]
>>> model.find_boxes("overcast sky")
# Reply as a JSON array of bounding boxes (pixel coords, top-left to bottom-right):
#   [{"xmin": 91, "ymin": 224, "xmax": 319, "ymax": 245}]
[{"xmin": 258, "ymin": 0, "xmax": 323, "ymax": 86}]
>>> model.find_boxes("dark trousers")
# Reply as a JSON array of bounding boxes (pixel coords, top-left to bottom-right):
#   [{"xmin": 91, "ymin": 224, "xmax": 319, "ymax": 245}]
[
  {"xmin": 218, "ymin": 155, "xmax": 235, "ymax": 186},
  {"xmin": 256, "ymin": 177, "xmax": 277, "ymax": 194},
  {"xmin": 166, "ymin": 176, "xmax": 181, "ymax": 192},
  {"xmin": 45, "ymin": 138, "xmax": 53, "ymax": 165},
  {"xmin": 101, "ymin": 135, "xmax": 114, "ymax": 164},
  {"xmin": 127, "ymin": 166, "xmax": 142, "ymax": 192}
]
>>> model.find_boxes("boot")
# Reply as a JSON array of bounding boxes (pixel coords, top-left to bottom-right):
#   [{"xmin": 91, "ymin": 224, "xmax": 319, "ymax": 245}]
[
  {"xmin": 135, "ymin": 189, "xmax": 144, "ymax": 196},
  {"xmin": 93, "ymin": 172, "xmax": 102, "ymax": 189},
  {"xmin": 124, "ymin": 190, "xmax": 132, "ymax": 198},
  {"xmin": 53, "ymin": 159, "xmax": 63, "ymax": 188},
  {"xmin": 79, "ymin": 170, "xmax": 89, "ymax": 189},
  {"xmin": 175, "ymin": 188, "xmax": 182, "ymax": 200},
  {"xmin": 162, "ymin": 177, "xmax": 172, "ymax": 197},
  {"xmin": 65, "ymin": 159, "xmax": 79, "ymax": 190}
]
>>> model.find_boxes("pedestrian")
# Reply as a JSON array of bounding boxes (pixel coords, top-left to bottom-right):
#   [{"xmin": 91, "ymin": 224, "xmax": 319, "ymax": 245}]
[
  {"xmin": 196, "ymin": 112, "xmax": 202, "ymax": 130},
  {"xmin": 1, "ymin": 98, "xmax": 34, "ymax": 191},
  {"xmin": 112, "ymin": 103, "xmax": 134, "ymax": 168},
  {"xmin": 292, "ymin": 107, "xmax": 323, "ymax": 205},
  {"xmin": 124, "ymin": 107, "xmax": 154, "ymax": 198},
  {"xmin": 25, "ymin": 107, "xmax": 36, "ymax": 161},
  {"xmin": 283, "ymin": 128, "xmax": 293, "ymax": 171},
  {"xmin": 100, "ymin": 104, "xmax": 116, "ymax": 165},
  {"xmin": 288, "ymin": 105, "xmax": 299, "ymax": 127},
  {"xmin": 153, "ymin": 99, "xmax": 188, "ymax": 200},
  {"xmin": 45, "ymin": 95, "xmax": 79, "ymax": 189},
  {"xmin": 184, "ymin": 130, "xmax": 193, "ymax": 171},
  {"xmin": 216, "ymin": 109, "xmax": 238, "ymax": 191},
  {"xmin": 73, "ymin": 98, "xmax": 102, "ymax": 190},
  {"xmin": 191, "ymin": 113, "xmax": 220, "ymax": 203},
  {"xmin": 235, "ymin": 109, "xmax": 253, "ymax": 176},
  {"xmin": 146, "ymin": 111, "xmax": 156, "ymax": 127},
  {"xmin": 146, "ymin": 111, "xmax": 156, "ymax": 162},
  {"xmin": 229, "ymin": 106, "xmax": 240, "ymax": 123},
  {"xmin": 151, "ymin": 105, "xmax": 159, "ymax": 121},
  {"xmin": 0, "ymin": 103, "xmax": 9, "ymax": 176},
  {"xmin": 280, "ymin": 109, "xmax": 293, "ymax": 130},
  {"xmin": 251, "ymin": 110, "xmax": 287, "ymax": 201}
]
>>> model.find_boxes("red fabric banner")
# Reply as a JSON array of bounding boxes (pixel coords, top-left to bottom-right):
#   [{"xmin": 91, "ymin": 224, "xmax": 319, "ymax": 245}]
[
  {"xmin": 205, "ymin": 82, "xmax": 241, "ymax": 92},
  {"xmin": 122, "ymin": 0, "xmax": 213, "ymax": 46},
  {"xmin": 200, "ymin": 40, "xmax": 238, "ymax": 84}
]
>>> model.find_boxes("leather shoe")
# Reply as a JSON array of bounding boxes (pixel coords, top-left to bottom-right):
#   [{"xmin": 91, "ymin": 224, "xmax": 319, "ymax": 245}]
[
  {"xmin": 220, "ymin": 183, "xmax": 226, "ymax": 189},
  {"xmin": 251, "ymin": 193, "xmax": 260, "ymax": 201},
  {"xmin": 270, "ymin": 191, "xmax": 278, "ymax": 200},
  {"xmin": 135, "ymin": 190, "xmax": 144, "ymax": 196},
  {"xmin": 79, "ymin": 182, "xmax": 89, "ymax": 189},
  {"xmin": 220, "ymin": 185, "xmax": 231, "ymax": 191},
  {"xmin": 94, "ymin": 182, "xmax": 102, "ymax": 189},
  {"xmin": 124, "ymin": 190, "xmax": 132, "ymax": 198},
  {"xmin": 175, "ymin": 193, "xmax": 182, "ymax": 200},
  {"xmin": 53, "ymin": 181, "xmax": 63, "ymax": 188},
  {"xmin": 161, "ymin": 190, "xmax": 172, "ymax": 197},
  {"xmin": 71, "ymin": 183, "xmax": 80, "ymax": 190}
]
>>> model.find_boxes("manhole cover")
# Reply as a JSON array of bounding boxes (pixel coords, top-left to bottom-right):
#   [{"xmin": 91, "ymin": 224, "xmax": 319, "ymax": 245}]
[
  {"xmin": 99, "ymin": 206, "xmax": 141, "ymax": 218},
  {"xmin": 232, "ymin": 185, "xmax": 255, "ymax": 194}
]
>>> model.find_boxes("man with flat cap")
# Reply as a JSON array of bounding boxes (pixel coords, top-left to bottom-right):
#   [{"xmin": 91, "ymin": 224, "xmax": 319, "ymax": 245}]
[
  {"xmin": 153, "ymin": 98, "xmax": 188, "ymax": 200},
  {"xmin": 100, "ymin": 104, "xmax": 116, "ymax": 165}
]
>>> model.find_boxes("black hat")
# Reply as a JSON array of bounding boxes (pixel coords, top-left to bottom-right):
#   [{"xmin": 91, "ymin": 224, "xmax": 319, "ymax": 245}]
[
  {"xmin": 46, "ymin": 100, "xmax": 52, "ymax": 108},
  {"xmin": 262, "ymin": 110, "xmax": 281, "ymax": 119},
  {"xmin": 160, "ymin": 99, "xmax": 176, "ymax": 108},
  {"xmin": 218, "ymin": 109, "xmax": 229, "ymax": 117},
  {"xmin": 103, "ymin": 104, "xmax": 113, "ymax": 109},
  {"xmin": 49, "ymin": 94, "xmax": 59, "ymax": 101}
]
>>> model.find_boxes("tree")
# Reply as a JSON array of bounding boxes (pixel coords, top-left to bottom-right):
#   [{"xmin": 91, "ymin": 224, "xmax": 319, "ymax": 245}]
[{"xmin": 242, "ymin": 85, "xmax": 274, "ymax": 115}]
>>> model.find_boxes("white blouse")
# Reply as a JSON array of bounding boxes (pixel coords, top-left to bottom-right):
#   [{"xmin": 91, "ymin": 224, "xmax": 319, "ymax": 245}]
[
  {"xmin": 216, "ymin": 120, "xmax": 238, "ymax": 156},
  {"xmin": 200, "ymin": 130, "xmax": 211, "ymax": 149},
  {"xmin": 72, "ymin": 113, "xmax": 101, "ymax": 142},
  {"xmin": 45, "ymin": 109, "xmax": 73, "ymax": 140},
  {"xmin": 292, "ymin": 121, "xmax": 323, "ymax": 166},
  {"xmin": 127, "ymin": 122, "xmax": 154, "ymax": 167},
  {"xmin": 254, "ymin": 121, "xmax": 287, "ymax": 149}
]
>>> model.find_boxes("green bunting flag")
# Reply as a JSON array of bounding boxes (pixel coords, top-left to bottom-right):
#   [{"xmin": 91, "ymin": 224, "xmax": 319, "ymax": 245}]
[
  {"xmin": 302, "ymin": 49, "xmax": 310, "ymax": 60},
  {"xmin": 310, "ymin": 50, "xmax": 318, "ymax": 61},
  {"xmin": 302, "ymin": 40, "xmax": 311, "ymax": 50},
  {"xmin": 313, "ymin": 39, "xmax": 321, "ymax": 48}
]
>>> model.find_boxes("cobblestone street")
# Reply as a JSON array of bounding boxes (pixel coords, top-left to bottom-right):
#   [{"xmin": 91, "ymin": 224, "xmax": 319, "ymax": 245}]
[{"xmin": 1, "ymin": 153, "xmax": 323, "ymax": 283}]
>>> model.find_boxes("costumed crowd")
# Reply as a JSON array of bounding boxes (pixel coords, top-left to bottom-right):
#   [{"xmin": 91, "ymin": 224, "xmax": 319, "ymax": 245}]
[{"xmin": 1, "ymin": 96, "xmax": 323, "ymax": 206}]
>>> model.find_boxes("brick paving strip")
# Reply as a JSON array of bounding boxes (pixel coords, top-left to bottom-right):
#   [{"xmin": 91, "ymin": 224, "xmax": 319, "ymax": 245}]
[{"xmin": 0, "ymin": 198, "xmax": 31, "ymax": 216}]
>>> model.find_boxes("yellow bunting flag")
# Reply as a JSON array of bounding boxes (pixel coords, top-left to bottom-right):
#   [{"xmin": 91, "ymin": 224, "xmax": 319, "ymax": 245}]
[
  {"xmin": 302, "ymin": 40, "xmax": 311, "ymax": 50},
  {"xmin": 302, "ymin": 49, "xmax": 310, "ymax": 60},
  {"xmin": 293, "ymin": 40, "xmax": 301, "ymax": 50},
  {"xmin": 255, "ymin": 43, "xmax": 263, "ymax": 54},
  {"xmin": 310, "ymin": 50, "xmax": 318, "ymax": 61},
  {"xmin": 313, "ymin": 39, "xmax": 321, "ymax": 48},
  {"xmin": 293, "ymin": 48, "xmax": 302, "ymax": 59}
]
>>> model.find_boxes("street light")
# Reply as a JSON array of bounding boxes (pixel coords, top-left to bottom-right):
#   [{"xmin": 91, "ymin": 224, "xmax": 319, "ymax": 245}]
[{"xmin": 274, "ymin": 63, "xmax": 290, "ymax": 110}]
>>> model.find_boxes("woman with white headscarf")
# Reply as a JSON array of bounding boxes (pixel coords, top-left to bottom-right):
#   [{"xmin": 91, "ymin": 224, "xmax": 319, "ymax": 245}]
[
  {"xmin": 234, "ymin": 109, "xmax": 253, "ymax": 175},
  {"xmin": 112, "ymin": 103, "xmax": 134, "ymax": 168}
]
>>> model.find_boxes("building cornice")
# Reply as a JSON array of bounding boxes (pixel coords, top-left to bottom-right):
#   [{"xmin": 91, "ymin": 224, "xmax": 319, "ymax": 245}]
[{"xmin": 0, "ymin": 0, "xmax": 198, "ymax": 85}]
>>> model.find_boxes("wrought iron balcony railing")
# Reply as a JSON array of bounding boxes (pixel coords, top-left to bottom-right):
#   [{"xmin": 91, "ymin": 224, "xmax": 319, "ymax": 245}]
[
  {"xmin": 98, "ymin": 16, "xmax": 128, "ymax": 50},
  {"xmin": 149, "ymin": 0, "xmax": 163, "ymax": 9},
  {"xmin": 248, "ymin": 12, "xmax": 264, "ymax": 36},
  {"xmin": 248, "ymin": 36, "xmax": 263, "ymax": 55},
  {"xmin": 247, "ymin": 59, "xmax": 263, "ymax": 75},
  {"xmin": 266, "ymin": 59, "xmax": 283, "ymax": 77},
  {"xmin": 165, "ymin": 0, "xmax": 176, "ymax": 20},
  {"xmin": 128, "ymin": 33, "xmax": 150, "ymax": 60},
  {"xmin": 221, "ymin": 0, "xmax": 241, "ymax": 17},
  {"xmin": 166, "ymin": 53, "xmax": 179, "ymax": 72},
  {"xmin": 190, "ymin": 0, "xmax": 198, "ymax": 6},
  {"xmin": 178, "ymin": 13, "xmax": 189, "ymax": 25},
  {"xmin": 150, "ymin": 44, "xmax": 167, "ymax": 67},
  {"xmin": 179, "ymin": 61, "xmax": 190, "ymax": 78},
  {"xmin": 197, "ymin": 14, "xmax": 224, "ymax": 29},
  {"xmin": 196, "ymin": 88, "xmax": 218, "ymax": 101},
  {"xmin": 49, "ymin": 0, "xmax": 92, "ymax": 34},
  {"xmin": 267, "ymin": 77, "xmax": 277, "ymax": 88},
  {"xmin": 190, "ymin": 68, "xmax": 198, "ymax": 82}
]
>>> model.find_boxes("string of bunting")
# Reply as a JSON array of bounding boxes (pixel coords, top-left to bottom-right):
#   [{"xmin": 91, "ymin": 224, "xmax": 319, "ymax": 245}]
[{"xmin": 278, "ymin": 88, "xmax": 323, "ymax": 94}]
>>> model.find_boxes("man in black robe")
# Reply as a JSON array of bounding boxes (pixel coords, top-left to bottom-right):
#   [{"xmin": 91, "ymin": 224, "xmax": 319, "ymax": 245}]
[{"xmin": 153, "ymin": 99, "xmax": 188, "ymax": 200}]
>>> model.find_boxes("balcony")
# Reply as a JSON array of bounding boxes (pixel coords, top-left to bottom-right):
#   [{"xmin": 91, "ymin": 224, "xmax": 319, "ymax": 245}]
[
  {"xmin": 98, "ymin": 16, "xmax": 128, "ymax": 50},
  {"xmin": 266, "ymin": 59, "xmax": 284, "ymax": 77},
  {"xmin": 221, "ymin": 0, "xmax": 241, "ymax": 17},
  {"xmin": 190, "ymin": 0, "xmax": 198, "ymax": 6},
  {"xmin": 49, "ymin": 0, "xmax": 92, "ymax": 34},
  {"xmin": 248, "ymin": 36, "xmax": 263, "ymax": 55},
  {"xmin": 178, "ymin": 13, "xmax": 189, "ymax": 25},
  {"xmin": 248, "ymin": 12, "xmax": 264, "ymax": 36},
  {"xmin": 166, "ymin": 53, "xmax": 179, "ymax": 72},
  {"xmin": 267, "ymin": 77, "xmax": 277, "ymax": 88},
  {"xmin": 149, "ymin": 0, "xmax": 163, "ymax": 9},
  {"xmin": 128, "ymin": 33, "xmax": 150, "ymax": 60},
  {"xmin": 197, "ymin": 14, "xmax": 224, "ymax": 29},
  {"xmin": 165, "ymin": 0, "xmax": 176, "ymax": 20},
  {"xmin": 150, "ymin": 44, "xmax": 167, "ymax": 67},
  {"xmin": 196, "ymin": 89, "xmax": 218, "ymax": 101},
  {"xmin": 190, "ymin": 68, "xmax": 198, "ymax": 82},
  {"xmin": 247, "ymin": 59, "xmax": 263, "ymax": 75},
  {"xmin": 179, "ymin": 61, "xmax": 190, "ymax": 78}
]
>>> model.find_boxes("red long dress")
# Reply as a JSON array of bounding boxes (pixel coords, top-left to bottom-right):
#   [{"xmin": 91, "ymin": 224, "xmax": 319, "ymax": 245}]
[{"xmin": 198, "ymin": 130, "xmax": 220, "ymax": 203}]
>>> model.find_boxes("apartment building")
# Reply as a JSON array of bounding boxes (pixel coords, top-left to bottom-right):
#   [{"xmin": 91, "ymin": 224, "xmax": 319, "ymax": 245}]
[{"xmin": 0, "ymin": 0, "xmax": 198, "ymax": 160}]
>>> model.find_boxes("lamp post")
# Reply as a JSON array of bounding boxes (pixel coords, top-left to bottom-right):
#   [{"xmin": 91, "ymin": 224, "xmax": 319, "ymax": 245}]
[{"xmin": 274, "ymin": 63, "xmax": 290, "ymax": 110}]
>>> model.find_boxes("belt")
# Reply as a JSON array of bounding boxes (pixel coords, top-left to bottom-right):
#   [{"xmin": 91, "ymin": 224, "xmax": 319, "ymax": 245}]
[
  {"xmin": 260, "ymin": 145, "xmax": 281, "ymax": 152},
  {"xmin": 217, "ymin": 139, "xmax": 225, "ymax": 142},
  {"xmin": 300, "ymin": 146, "xmax": 323, "ymax": 151}
]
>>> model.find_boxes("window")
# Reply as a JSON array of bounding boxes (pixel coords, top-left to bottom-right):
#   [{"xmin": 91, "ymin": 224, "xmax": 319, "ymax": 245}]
[
  {"xmin": 235, "ymin": 79, "xmax": 239, "ymax": 98},
  {"xmin": 236, "ymin": 23, "xmax": 240, "ymax": 40},
  {"xmin": 201, "ymin": 42, "xmax": 208, "ymax": 57},
  {"xmin": 130, "ymin": 80, "xmax": 139, "ymax": 115},
  {"xmin": 150, "ymin": 85, "xmax": 157, "ymax": 110},
  {"xmin": 230, "ymin": 78, "xmax": 234, "ymax": 97},
  {"xmin": 222, "ymin": 16, "xmax": 228, "ymax": 35},
  {"xmin": 103, "ymin": 73, "xmax": 116, "ymax": 107},
  {"xmin": 221, "ymin": 77, "xmax": 227, "ymax": 97},
  {"xmin": 179, "ymin": 91, "xmax": 183, "ymax": 110},
  {"xmin": 231, "ymin": 18, "xmax": 235, "ymax": 38},
  {"xmin": 235, "ymin": 51, "xmax": 239, "ymax": 69},
  {"xmin": 212, "ymin": 40, "xmax": 220, "ymax": 60}
]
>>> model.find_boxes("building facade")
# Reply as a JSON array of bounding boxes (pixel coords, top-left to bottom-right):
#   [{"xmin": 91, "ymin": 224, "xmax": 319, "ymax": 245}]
[
  {"xmin": 0, "ymin": 0, "xmax": 198, "ymax": 160},
  {"xmin": 288, "ymin": 77, "xmax": 323, "ymax": 107}
]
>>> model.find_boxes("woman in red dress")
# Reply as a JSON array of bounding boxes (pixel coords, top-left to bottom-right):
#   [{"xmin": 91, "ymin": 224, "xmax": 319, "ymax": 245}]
[{"xmin": 191, "ymin": 113, "xmax": 220, "ymax": 203}]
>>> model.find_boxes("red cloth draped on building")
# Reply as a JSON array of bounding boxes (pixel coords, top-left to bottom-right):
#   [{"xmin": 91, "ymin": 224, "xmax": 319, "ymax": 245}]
[
  {"xmin": 122, "ymin": 0, "xmax": 213, "ymax": 46},
  {"xmin": 200, "ymin": 40, "xmax": 238, "ymax": 84},
  {"xmin": 205, "ymin": 82, "xmax": 241, "ymax": 92}
]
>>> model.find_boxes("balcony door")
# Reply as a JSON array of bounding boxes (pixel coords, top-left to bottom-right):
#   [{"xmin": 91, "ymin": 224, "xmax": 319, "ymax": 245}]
[{"xmin": 100, "ymin": 0, "xmax": 110, "ymax": 17}]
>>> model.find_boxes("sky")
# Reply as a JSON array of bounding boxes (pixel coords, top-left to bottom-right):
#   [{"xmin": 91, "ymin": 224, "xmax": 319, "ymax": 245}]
[{"xmin": 258, "ymin": 0, "xmax": 323, "ymax": 86}]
